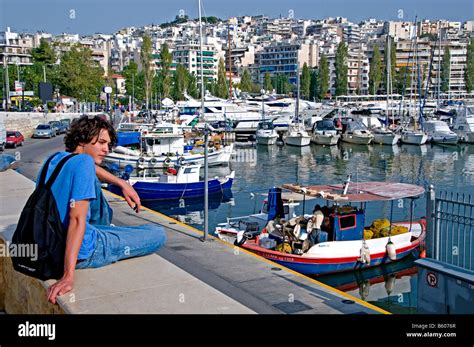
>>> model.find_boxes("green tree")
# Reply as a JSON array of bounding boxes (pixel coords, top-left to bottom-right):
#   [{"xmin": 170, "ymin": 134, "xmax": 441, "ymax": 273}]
[
  {"xmin": 394, "ymin": 66, "xmax": 409, "ymax": 95},
  {"xmin": 56, "ymin": 46, "xmax": 104, "ymax": 102},
  {"xmin": 271, "ymin": 74, "xmax": 292, "ymax": 95},
  {"xmin": 309, "ymin": 69, "xmax": 320, "ymax": 101},
  {"xmin": 31, "ymin": 39, "xmax": 56, "ymax": 65},
  {"xmin": 335, "ymin": 42, "xmax": 348, "ymax": 96},
  {"xmin": 384, "ymin": 37, "xmax": 397, "ymax": 93},
  {"xmin": 140, "ymin": 34, "xmax": 153, "ymax": 108},
  {"xmin": 122, "ymin": 61, "xmax": 144, "ymax": 106},
  {"xmin": 441, "ymin": 46, "xmax": 451, "ymax": 93},
  {"xmin": 158, "ymin": 43, "xmax": 172, "ymax": 98},
  {"xmin": 465, "ymin": 38, "xmax": 474, "ymax": 93},
  {"xmin": 171, "ymin": 64, "xmax": 189, "ymax": 101},
  {"xmin": 263, "ymin": 72, "xmax": 273, "ymax": 92},
  {"xmin": 300, "ymin": 62, "xmax": 311, "ymax": 99},
  {"xmin": 216, "ymin": 58, "xmax": 229, "ymax": 98},
  {"xmin": 187, "ymin": 72, "xmax": 199, "ymax": 98},
  {"xmin": 319, "ymin": 54, "xmax": 329, "ymax": 99},
  {"xmin": 369, "ymin": 45, "xmax": 383, "ymax": 94},
  {"xmin": 240, "ymin": 69, "xmax": 253, "ymax": 92}
]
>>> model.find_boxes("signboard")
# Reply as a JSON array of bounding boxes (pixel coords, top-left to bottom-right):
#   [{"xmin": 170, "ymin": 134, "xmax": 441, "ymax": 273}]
[
  {"xmin": 39, "ymin": 82, "xmax": 53, "ymax": 103},
  {"xmin": 103, "ymin": 86, "xmax": 113, "ymax": 94},
  {"xmin": 14, "ymin": 81, "xmax": 23, "ymax": 92},
  {"xmin": 9, "ymin": 91, "xmax": 34, "ymax": 97},
  {"xmin": 426, "ymin": 272, "xmax": 438, "ymax": 288}
]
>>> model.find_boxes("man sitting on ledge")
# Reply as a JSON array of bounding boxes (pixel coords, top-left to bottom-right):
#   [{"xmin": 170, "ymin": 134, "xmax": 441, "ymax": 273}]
[{"xmin": 42, "ymin": 116, "xmax": 166, "ymax": 304}]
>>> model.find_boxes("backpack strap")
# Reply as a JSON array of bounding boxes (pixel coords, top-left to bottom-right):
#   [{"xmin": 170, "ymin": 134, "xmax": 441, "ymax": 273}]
[
  {"xmin": 38, "ymin": 152, "xmax": 60, "ymax": 187},
  {"xmin": 44, "ymin": 153, "xmax": 79, "ymax": 189}
]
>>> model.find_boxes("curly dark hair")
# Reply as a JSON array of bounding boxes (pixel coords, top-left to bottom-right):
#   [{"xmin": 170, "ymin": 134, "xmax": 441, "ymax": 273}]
[{"xmin": 64, "ymin": 115, "xmax": 117, "ymax": 152}]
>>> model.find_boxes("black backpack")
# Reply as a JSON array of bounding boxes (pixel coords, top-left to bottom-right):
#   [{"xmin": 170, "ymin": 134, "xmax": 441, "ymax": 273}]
[{"xmin": 10, "ymin": 152, "xmax": 78, "ymax": 280}]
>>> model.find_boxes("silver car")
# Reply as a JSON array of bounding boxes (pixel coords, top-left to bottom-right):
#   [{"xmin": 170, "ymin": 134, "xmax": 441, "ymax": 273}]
[{"xmin": 33, "ymin": 124, "xmax": 55, "ymax": 138}]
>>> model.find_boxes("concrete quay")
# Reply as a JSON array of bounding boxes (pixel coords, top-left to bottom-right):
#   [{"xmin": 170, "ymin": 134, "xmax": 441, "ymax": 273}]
[{"xmin": 0, "ymin": 168, "xmax": 386, "ymax": 314}]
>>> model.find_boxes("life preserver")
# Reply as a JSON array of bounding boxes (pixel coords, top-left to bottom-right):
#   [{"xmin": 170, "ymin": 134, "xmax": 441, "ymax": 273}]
[
  {"xmin": 149, "ymin": 157, "xmax": 158, "ymax": 166},
  {"xmin": 137, "ymin": 157, "xmax": 145, "ymax": 165},
  {"xmin": 164, "ymin": 157, "xmax": 172, "ymax": 165},
  {"xmin": 178, "ymin": 157, "xmax": 185, "ymax": 166}
]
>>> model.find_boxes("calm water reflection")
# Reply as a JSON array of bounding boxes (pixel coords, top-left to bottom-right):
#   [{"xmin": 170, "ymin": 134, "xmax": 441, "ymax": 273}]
[{"xmin": 149, "ymin": 142, "xmax": 474, "ymax": 313}]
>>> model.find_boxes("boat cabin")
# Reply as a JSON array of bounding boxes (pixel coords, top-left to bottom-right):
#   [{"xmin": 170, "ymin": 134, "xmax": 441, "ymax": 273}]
[
  {"xmin": 142, "ymin": 133, "xmax": 185, "ymax": 156},
  {"xmin": 325, "ymin": 205, "xmax": 365, "ymax": 241},
  {"xmin": 257, "ymin": 121, "xmax": 275, "ymax": 130},
  {"xmin": 158, "ymin": 164, "xmax": 201, "ymax": 183}
]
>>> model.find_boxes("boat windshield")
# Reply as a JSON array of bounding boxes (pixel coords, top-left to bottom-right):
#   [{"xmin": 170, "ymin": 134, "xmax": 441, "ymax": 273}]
[
  {"xmin": 316, "ymin": 119, "xmax": 336, "ymax": 130},
  {"xmin": 258, "ymin": 122, "xmax": 274, "ymax": 130}
]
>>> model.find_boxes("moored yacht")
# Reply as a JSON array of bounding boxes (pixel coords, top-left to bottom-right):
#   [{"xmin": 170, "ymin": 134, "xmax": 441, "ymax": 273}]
[{"xmin": 311, "ymin": 118, "xmax": 340, "ymax": 145}]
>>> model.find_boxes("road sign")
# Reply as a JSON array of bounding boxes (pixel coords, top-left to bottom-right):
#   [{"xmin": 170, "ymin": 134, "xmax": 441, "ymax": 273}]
[{"xmin": 427, "ymin": 272, "xmax": 438, "ymax": 288}]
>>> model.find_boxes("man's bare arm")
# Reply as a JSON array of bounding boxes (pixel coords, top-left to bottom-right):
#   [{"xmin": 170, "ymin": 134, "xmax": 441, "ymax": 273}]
[
  {"xmin": 47, "ymin": 200, "xmax": 89, "ymax": 304},
  {"xmin": 95, "ymin": 165, "xmax": 141, "ymax": 213}
]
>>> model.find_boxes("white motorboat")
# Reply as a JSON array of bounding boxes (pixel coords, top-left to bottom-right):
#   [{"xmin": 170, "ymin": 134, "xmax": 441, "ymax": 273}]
[
  {"xmin": 285, "ymin": 123, "xmax": 311, "ymax": 147},
  {"xmin": 341, "ymin": 120, "xmax": 373, "ymax": 145},
  {"xmin": 256, "ymin": 121, "xmax": 278, "ymax": 145},
  {"xmin": 311, "ymin": 118, "xmax": 340, "ymax": 145},
  {"xmin": 423, "ymin": 120, "xmax": 458, "ymax": 145}
]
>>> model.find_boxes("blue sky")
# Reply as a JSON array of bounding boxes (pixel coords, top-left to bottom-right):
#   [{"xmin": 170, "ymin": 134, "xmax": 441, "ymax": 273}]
[{"xmin": 1, "ymin": 0, "xmax": 473, "ymax": 35}]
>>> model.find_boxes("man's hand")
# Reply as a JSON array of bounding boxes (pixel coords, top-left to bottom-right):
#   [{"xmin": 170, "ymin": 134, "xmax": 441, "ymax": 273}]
[
  {"xmin": 119, "ymin": 180, "xmax": 141, "ymax": 213},
  {"xmin": 47, "ymin": 276, "xmax": 74, "ymax": 304}
]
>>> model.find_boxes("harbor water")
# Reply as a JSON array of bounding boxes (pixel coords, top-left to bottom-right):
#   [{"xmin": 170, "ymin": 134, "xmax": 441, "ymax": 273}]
[{"xmin": 142, "ymin": 142, "xmax": 474, "ymax": 313}]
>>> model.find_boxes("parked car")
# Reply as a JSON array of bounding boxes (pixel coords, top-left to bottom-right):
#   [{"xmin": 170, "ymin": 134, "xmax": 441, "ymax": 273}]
[
  {"xmin": 6, "ymin": 131, "xmax": 24, "ymax": 148},
  {"xmin": 48, "ymin": 121, "xmax": 61, "ymax": 135},
  {"xmin": 33, "ymin": 124, "xmax": 55, "ymax": 138},
  {"xmin": 60, "ymin": 118, "xmax": 71, "ymax": 131},
  {"xmin": 0, "ymin": 118, "xmax": 6, "ymax": 151}
]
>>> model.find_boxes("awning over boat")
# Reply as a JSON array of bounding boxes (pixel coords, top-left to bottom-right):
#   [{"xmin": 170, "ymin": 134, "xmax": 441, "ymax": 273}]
[{"xmin": 281, "ymin": 182, "xmax": 425, "ymax": 202}]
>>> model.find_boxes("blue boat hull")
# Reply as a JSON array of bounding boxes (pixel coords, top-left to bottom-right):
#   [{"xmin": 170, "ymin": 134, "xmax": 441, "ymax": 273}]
[{"xmin": 109, "ymin": 177, "xmax": 233, "ymax": 201}]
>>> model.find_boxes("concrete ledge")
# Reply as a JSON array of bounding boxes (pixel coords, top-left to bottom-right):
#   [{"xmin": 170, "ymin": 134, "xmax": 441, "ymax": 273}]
[{"xmin": 0, "ymin": 169, "xmax": 254, "ymax": 314}]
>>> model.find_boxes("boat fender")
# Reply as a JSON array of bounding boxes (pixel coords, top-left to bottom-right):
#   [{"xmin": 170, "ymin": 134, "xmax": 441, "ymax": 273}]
[
  {"xmin": 359, "ymin": 280, "xmax": 370, "ymax": 300},
  {"xmin": 149, "ymin": 157, "xmax": 158, "ymax": 166},
  {"xmin": 385, "ymin": 274, "xmax": 396, "ymax": 295},
  {"xmin": 138, "ymin": 157, "xmax": 145, "ymax": 165},
  {"xmin": 386, "ymin": 240, "xmax": 397, "ymax": 260},
  {"xmin": 358, "ymin": 240, "xmax": 371, "ymax": 264}
]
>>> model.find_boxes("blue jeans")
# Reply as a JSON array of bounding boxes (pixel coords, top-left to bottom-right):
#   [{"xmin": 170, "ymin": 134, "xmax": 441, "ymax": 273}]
[
  {"xmin": 76, "ymin": 224, "xmax": 167, "ymax": 269},
  {"xmin": 76, "ymin": 178, "xmax": 167, "ymax": 269}
]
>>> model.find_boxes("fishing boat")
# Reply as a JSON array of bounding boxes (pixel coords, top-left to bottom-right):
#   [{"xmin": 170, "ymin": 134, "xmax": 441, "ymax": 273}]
[
  {"xmin": 233, "ymin": 180, "xmax": 426, "ymax": 276},
  {"xmin": 108, "ymin": 163, "xmax": 234, "ymax": 200},
  {"xmin": 215, "ymin": 192, "xmax": 301, "ymax": 244}
]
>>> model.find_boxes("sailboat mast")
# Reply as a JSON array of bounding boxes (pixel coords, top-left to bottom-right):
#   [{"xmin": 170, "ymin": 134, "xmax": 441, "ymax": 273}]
[
  {"xmin": 295, "ymin": 62, "xmax": 300, "ymax": 123},
  {"xmin": 227, "ymin": 22, "xmax": 233, "ymax": 99},
  {"xmin": 437, "ymin": 22, "xmax": 442, "ymax": 108},
  {"xmin": 198, "ymin": 0, "xmax": 209, "ymax": 240}
]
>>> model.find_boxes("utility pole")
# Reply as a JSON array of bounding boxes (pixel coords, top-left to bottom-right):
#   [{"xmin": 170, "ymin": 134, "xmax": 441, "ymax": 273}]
[{"xmin": 4, "ymin": 55, "xmax": 10, "ymax": 111}]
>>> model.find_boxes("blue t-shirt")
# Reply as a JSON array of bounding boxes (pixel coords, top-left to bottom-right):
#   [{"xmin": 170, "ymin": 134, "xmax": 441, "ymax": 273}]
[{"xmin": 36, "ymin": 152, "xmax": 97, "ymax": 259}]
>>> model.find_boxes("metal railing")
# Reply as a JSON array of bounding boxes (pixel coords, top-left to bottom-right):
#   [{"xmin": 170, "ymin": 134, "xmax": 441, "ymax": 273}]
[{"xmin": 426, "ymin": 185, "xmax": 474, "ymax": 271}]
